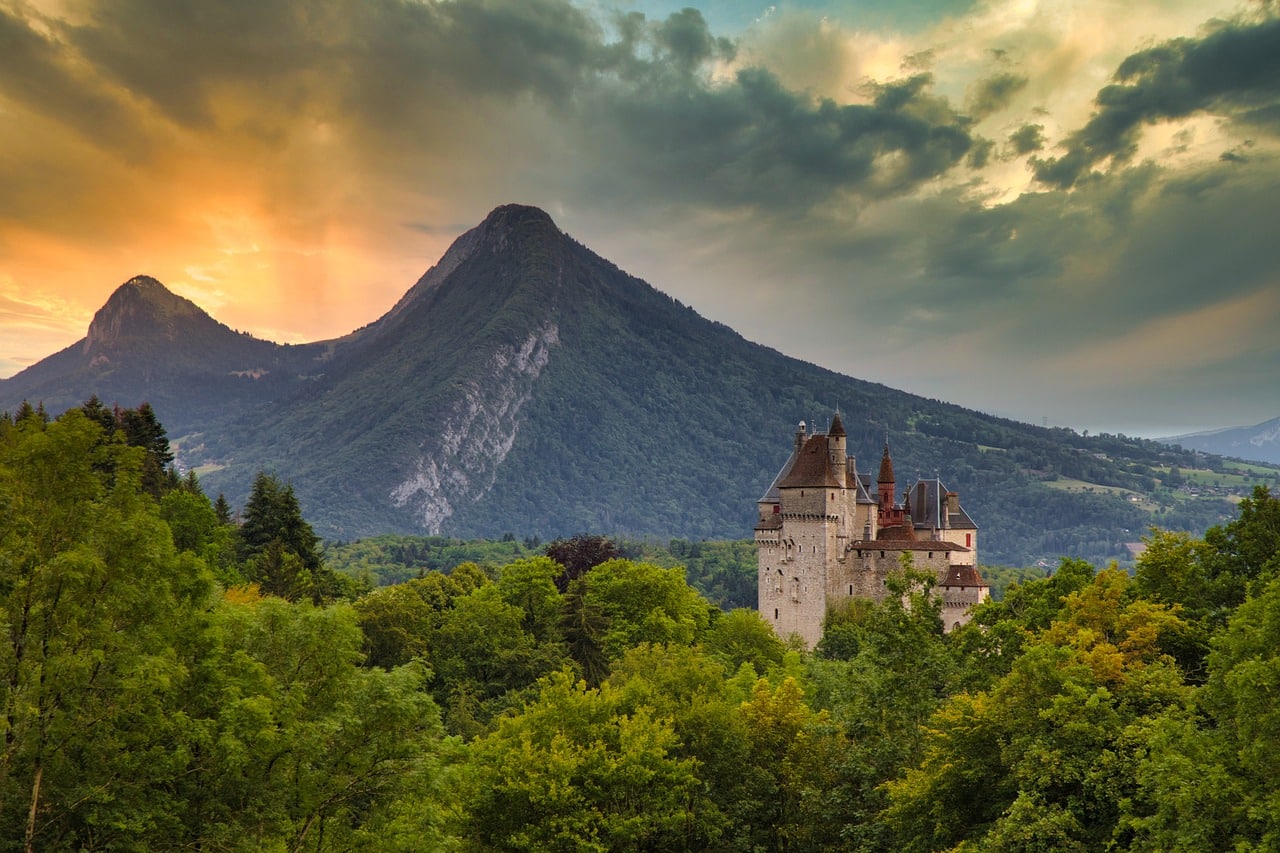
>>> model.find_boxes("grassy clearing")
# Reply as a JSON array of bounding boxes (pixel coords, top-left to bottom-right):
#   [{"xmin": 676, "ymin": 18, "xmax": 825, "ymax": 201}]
[
  {"xmin": 1043, "ymin": 477, "xmax": 1159, "ymax": 510},
  {"xmin": 1157, "ymin": 466, "xmax": 1277, "ymax": 488}
]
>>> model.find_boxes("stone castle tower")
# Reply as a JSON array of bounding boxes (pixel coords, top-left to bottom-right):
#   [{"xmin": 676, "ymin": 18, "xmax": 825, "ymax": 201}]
[{"xmin": 755, "ymin": 413, "xmax": 988, "ymax": 647}]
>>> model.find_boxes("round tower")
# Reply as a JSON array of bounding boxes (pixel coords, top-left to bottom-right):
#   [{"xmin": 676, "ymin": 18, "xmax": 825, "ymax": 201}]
[{"xmin": 828, "ymin": 412, "xmax": 847, "ymax": 486}]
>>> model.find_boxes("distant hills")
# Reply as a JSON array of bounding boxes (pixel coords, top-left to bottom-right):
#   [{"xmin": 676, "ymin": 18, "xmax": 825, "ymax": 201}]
[
  {"xmin": 1165, "ymin": 417, "xmax": 1280, "ymax": 466},
  {"xmin": 1, "ymin": 204, "xmax": 1266, "ymax": 567}
]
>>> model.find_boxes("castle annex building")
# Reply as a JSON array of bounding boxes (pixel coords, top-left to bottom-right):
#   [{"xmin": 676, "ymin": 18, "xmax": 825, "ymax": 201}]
[{"xmin": 756, "ymin": 413, "xmax": 989, "ymax": 647}]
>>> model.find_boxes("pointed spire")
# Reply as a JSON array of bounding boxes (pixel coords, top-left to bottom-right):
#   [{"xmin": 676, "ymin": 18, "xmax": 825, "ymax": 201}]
[
  {"xmin": 829, "ymin": 410, "xmax": 846, "ymax": 437},
  {"xmin": 878, "ymin": 441, "xmax": 895, "ymax": 484}
]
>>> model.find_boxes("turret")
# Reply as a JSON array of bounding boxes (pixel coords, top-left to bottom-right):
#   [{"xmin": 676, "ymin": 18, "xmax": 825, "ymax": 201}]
[
  {"xmin": 877, "ymin": 443, "xmax": 895, "ymax": 512},
  {"xmin": 828, "ymin": 412, "xmax": 847, "ymax": 487}
]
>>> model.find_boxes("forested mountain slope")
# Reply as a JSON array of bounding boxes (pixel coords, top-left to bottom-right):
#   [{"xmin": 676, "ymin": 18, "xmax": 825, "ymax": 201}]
[{"xmin": 2, "ymin": 205, "xmax": 1260, "ymax": 566}]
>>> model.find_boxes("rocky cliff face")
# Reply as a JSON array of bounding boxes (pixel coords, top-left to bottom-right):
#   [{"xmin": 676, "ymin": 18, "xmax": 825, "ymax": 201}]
[
  {"xmin": 84, "ymin": 276, "xmax": 202, "ymax": 350},
  {"xmin": 391, "ymin": 321, "xmax": 560, "ymax": 532}
]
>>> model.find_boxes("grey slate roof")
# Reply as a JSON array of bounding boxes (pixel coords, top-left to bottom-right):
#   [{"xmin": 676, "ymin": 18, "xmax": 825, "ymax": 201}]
[{"xmin": 907, "ymin": 478, "xmax": 978, "ymax": 532}]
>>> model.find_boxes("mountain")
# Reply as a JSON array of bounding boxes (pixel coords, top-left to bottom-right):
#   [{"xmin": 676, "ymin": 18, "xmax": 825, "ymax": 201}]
[
  {"xmin": 1165, "ymin": 417, "xmax": 1280, "ymax": 465},
  {"xmin": 1, "ymin": 205, "xmax": 1259, "ymax": 567},
  {"xmin": 0, "ymin": 275, "xmax": 328, "ymax": 436}
]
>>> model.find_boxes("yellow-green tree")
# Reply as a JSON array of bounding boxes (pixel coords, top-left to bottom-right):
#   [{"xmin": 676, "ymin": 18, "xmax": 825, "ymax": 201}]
[
  {"xmin": 457, "ymin": 670, "xmax": 711, "ymax": 852},
  {"xmin": 885, "ymin": 568, "xmax": 1190, "ymax": 851}
]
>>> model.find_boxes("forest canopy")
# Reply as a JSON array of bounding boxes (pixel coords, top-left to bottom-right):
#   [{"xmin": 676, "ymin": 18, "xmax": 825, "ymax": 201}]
[{"xmin": 3, "ymin": 402, "xmax": 1280, "ymax": 850}]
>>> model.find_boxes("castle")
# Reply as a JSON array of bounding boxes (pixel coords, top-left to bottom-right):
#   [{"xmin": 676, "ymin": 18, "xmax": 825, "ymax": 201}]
[{"xmin": 755, "ymin": 413, "xmax": 988, "ymax": 647}]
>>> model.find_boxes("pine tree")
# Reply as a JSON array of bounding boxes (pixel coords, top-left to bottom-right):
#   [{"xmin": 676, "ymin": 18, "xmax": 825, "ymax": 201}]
[
  {"xmin": 214, "ymin": 493, "xmax": 233, "ymax": 526},
  {"xmin": 238, "ymin": 472, "xmax": 338, "ymax": 602}
]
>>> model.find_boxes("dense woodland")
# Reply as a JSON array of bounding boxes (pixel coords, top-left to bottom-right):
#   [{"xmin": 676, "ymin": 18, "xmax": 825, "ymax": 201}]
[{"xmin": 5, "ymin": 403, "xmax": 1280, "ymax": 851}]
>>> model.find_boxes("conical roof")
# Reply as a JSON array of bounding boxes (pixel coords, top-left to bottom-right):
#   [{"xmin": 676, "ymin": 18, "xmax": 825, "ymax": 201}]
[{"xmin": 878, "ymin": 442, "xmax": 895, "ymax": 483}]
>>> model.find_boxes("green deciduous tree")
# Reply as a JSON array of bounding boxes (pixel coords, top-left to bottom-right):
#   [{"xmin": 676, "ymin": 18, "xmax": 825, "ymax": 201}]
[
  {"xmin": 1129, "ymin": 570, "xmax": 1280, "ymax": 850},
  {"xmin": 457, "ymin": 670, "xmax": 710, "ymax": 852},
  {"xmin": 885, "ymin": 568, "xmax": 1190, "ymax": 852},
  {"xmin": 947, "ymin": 557, "xmax": 1097, "ymax": 693},
  {"xmin": 704, "ymin": 607, "xmax": 786, "ymax": 675},
  {"xmin": 578, "ymin": 559, "xmax": 714, "ymax": 661},
  {"xmin": 0, "ymin": 410, "xmax": 216, "ymax": 849},
  {"xmin": 430, "ymin": 583, "xmax": 569, "ymax": 736},
  {"xmin": 805, "ymin": 563, "xmax": 955, "ymax": 851},
  {"xmin": 188, "ymin": 597, "xmax": 447, "ymax": 850},
  {"xmin": 0, "ymin": 411, "xmax": 451, "ymax": 850},
  {"xmin": 159, "ymin": 486, "xmax": 240, "ymax": 583}
]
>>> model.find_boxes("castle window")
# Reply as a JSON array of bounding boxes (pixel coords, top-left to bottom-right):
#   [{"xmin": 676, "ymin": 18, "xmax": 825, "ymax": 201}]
[
  {"xmin": 848, "ymin": 585, "xmax": 853, "ymax": 595},
  {"xmin": 928, "ymin": 552, "xmax": 933, "ymax": 559},
  {"xmin": 775, "ymin": 609, "xmax": 779, "ymax": 620},
  {"xmin": 880, "ymin": 551, "xmax": 885, "ymax": 558},
  {"xmin": 966, "ymin": 533, "xmax": 972, "ymax": 547}
]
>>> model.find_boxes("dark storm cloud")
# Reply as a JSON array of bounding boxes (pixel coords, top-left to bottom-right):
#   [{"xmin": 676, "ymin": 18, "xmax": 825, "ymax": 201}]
[
  {"xmin": 582, "ymin": 69, "xmax": 977, "ymax": 212},
  {"xmin": 0, "ymin": 5, "xmax": 137, "ymax": 152},
  {"xmin": 9, "ymin": 0, "xmax": 980, "ymax": 215},
  {"xmin": 860, "ymin": 153, "xmax": 1277, "ymax": 360},
  {"xmin": 652, "ymin": 6, "xmax": 736, "ymax": 71},
  {"xmin": 1006, "ymin": 123, "xmax": 1045, "ymax": 156},
  {"xmin": 967, "ymin": 72, "xmax": 1028, "ymax": 118},
  {"xmin": 62, "ymin": 0, "xmax": 604, "ymax": 128},
  {"xmin": 1034, "ymin": 12, "xmax": 1280, "ymax": 187}
]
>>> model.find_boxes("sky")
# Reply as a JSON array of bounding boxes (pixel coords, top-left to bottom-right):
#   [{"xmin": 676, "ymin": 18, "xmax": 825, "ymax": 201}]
[{"xmin": 1, "ymin": 0, "xmax": 1278, "ymax": 438}]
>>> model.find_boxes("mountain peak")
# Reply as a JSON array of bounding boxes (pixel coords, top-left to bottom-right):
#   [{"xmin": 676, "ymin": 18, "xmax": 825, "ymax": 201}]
[
  {"xmin": 371, "ymin": 204, "xmax": 566, "ymax": 333},
  {"xmin": 467, "ymin": 203, "xmax": 563, "ymax": 256},
  {"xmin": 478, "ymin": 203, "xmax": 558, "ymax": 231},
  {"xmin": 86, "ymin": 275, "xmax": 208, "ymax": 349}
]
